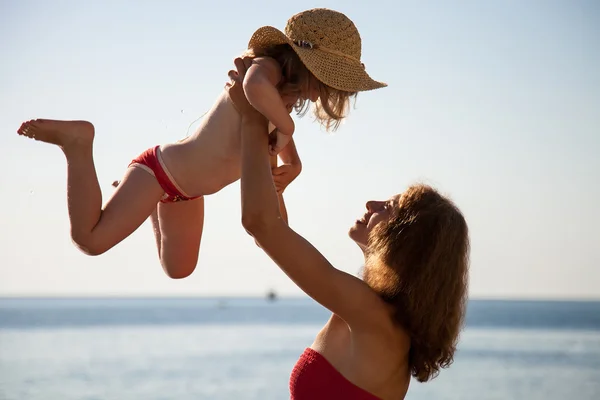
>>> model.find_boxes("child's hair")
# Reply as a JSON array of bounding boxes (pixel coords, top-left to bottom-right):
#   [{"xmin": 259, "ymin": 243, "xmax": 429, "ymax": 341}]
[{"xmin": 244, "ymin": 44, "xmax": 357, "ymax": 131}]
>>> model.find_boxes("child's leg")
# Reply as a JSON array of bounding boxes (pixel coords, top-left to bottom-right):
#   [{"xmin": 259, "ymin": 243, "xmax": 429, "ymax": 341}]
[
  {"xmin": 150, "ymin": 207, "xmax": 163, "ymax": 257},
  {"xmin": 115, "ymin": 183, "xmax": 203, "ymax": 279},
  {"xmin": 152, "ymin": 197, "xmax": 205, "ymax": 279},
  {"xmin": 93, "ymin": 167, "xmax": 164, "ymax": 253},
  {"xmin": 17, "ymin": 119, "xmax": 164, "ymax": 255}
]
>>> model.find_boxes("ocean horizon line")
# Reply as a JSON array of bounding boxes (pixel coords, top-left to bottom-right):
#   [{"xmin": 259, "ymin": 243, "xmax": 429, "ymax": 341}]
[{"xmin": 1, "ymin": 294, "xmax": 599, "ymax": 303}]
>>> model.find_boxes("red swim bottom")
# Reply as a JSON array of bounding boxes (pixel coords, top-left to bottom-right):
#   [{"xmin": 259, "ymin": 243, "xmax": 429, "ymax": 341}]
[{"xmin": 128, "ymin": 145, "xmax": 201, "ymax": 204}]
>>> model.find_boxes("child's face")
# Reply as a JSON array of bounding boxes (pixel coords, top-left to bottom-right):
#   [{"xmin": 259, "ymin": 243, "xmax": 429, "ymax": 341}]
[
  {"xmin": 304, "ymin": 76, "xmax": 320, "ymax": 102},
  {"xmin": 305, "ymin": 85, "xmax": 319, "ymax": 102},
  {"xmin": 280, "ymin": 93, "xmax": 299, "ymax": 113},
  {"xmin": 279, "ymin": 76, "xmax": 320, "ymax": 112}
]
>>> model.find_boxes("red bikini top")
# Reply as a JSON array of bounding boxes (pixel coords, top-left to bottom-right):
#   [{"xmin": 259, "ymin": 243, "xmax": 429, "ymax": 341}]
[{"xmin": 289, "ymin": 348, "xmax": 382, "ymax": 400}]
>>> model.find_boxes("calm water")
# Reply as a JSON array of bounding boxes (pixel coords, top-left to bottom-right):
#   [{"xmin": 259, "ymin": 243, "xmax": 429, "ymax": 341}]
[{"xmin": 1, "ymin": 297, "xmax": 599, "ymax": 400}]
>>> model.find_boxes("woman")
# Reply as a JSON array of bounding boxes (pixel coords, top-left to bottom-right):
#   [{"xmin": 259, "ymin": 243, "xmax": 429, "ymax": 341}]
[{"xmin": 227, "ymin": 58, "xmax": 470, "ymax": 400}]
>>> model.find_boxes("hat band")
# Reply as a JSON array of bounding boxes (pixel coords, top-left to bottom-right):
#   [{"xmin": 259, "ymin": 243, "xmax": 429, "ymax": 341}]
[{"xmin": 292, "ymin": 39, "xmax": 365, "ymax": 69}]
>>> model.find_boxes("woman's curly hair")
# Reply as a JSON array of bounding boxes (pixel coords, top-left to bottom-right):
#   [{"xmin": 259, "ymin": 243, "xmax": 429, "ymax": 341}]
[{"xmin": 365, "ymin": 183, "xmax": 470, "ymax": 382}]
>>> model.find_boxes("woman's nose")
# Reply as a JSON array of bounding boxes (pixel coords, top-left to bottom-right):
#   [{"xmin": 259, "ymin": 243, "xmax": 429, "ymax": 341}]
[{"xmin": 366, "ymin": 200, "xmax": 384, "ymax": 212}]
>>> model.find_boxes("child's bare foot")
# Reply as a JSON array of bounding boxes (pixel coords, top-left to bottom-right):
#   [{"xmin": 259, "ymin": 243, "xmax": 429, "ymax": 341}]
[{"xmin": 17, "ymin": 119, "xmax": 94, "ymax": 149}]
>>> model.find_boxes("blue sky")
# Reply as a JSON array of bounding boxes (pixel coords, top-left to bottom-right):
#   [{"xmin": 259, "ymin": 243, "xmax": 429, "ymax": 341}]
[{"xmin": 1, "ymin": 0, "xmax": 598, "ymax": 299}]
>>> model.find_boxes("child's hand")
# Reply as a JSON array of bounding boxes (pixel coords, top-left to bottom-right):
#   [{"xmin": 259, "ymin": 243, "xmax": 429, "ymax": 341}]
[
  {"xmin": 272, "ymin": 163, "xmax": 301, "ymax": 194},
  {"xmin": 270, "ymin": 129, "xmax": 292, "ymax": 156}
]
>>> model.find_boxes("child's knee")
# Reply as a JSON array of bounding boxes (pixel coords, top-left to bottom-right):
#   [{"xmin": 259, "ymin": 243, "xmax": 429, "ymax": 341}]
[{"xmin": 71, "ymin": 232, "xmax": 109, "ymax": 256}]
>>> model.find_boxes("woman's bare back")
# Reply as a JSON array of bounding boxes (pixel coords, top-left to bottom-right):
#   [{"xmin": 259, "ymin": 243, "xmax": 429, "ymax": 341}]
[{"xmin": 310, "ymin": 314, "xmax": 411, "ymax": 399}]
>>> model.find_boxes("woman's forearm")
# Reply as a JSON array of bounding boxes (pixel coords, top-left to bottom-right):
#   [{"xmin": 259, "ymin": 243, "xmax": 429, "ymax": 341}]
[{"xmin": 240, "ymin": 116, "xmax": 283, "ymax": 229}]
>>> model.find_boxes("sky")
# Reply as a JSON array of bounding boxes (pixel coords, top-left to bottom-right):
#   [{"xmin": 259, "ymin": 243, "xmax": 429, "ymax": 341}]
[{"xmin": 0, "ymin": 0, "xmax": 598, "ymax": 299}]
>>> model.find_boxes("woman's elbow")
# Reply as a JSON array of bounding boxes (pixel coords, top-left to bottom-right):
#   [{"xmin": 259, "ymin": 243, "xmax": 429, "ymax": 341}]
[
  {"xmin": 241, "ymin": 210, "xmax": 280, "ymax": 241},
  {"xmin": 241, "ymin": 211, "xmax": 266, "ymax": 236}
]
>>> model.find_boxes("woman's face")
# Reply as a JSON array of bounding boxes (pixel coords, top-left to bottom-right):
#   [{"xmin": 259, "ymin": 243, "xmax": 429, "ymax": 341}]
[{"xmin": 348, "ymin": 195, "xmax": 401, "ymax": 250}]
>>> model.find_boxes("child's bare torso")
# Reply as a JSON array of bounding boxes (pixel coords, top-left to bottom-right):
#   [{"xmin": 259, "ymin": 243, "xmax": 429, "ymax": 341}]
[{"xmin": 159, "ymin": 90, "xmax": 247, "ymax": 197}]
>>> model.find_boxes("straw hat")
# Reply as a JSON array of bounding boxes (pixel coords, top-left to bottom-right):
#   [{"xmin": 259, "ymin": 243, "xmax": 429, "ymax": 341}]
[{"xmin": 248, "ymin": 8, "xmax": 387, "ymax": 92}]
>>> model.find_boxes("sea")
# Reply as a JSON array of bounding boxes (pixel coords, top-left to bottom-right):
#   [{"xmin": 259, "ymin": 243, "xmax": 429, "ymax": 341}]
[{"xmin": 0, "ymin": 297, "xmax": 599, "ymax": 400}]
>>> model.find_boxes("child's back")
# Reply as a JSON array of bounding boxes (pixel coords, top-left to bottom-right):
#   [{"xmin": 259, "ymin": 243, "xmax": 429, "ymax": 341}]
[
  {"xmin": 160, "ymin": 90, "xmax": 245, "ymax": 197},
  {"xmin": 159, "ymin": 52, "xmax": 298, "ymax": 198}
]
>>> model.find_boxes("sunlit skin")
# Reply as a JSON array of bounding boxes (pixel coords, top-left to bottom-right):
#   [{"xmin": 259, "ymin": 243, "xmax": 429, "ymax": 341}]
[{"xmin": 348, "ymin": 195, "xmax": 402, "ymax": 252}]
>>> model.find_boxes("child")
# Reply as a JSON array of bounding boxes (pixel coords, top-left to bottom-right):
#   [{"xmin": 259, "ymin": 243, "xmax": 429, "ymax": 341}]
[{"xmin": 16, "ymin": 8, "xmax": 386, "ymax": 279}]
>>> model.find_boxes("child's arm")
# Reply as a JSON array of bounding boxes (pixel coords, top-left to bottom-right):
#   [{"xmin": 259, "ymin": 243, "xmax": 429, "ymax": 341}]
[
  {"xmin": 243, "ymin": 57, "xmax": 294, "ymax": 153},
  {"xmin": 270, "ymin": 155, "xmax": 289, "ymax": 225},
  {"xmin": 270, "ymin": 139, "xmax": 300, "ymax": 226},
  {"xmin": 271, "ymin": 137, "xmax": 302, "ymax": 196},
  {"xmin": 278, "ymin": 136, "xmax": 302, "ymax": 169}
]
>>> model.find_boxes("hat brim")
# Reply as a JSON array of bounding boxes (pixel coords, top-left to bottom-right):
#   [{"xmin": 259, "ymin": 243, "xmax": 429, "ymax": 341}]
[{"xmin": 248, "ymin": 26, "xmax": 387, "ymax": 92}]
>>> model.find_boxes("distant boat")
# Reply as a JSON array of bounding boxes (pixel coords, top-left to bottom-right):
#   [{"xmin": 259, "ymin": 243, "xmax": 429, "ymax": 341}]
[
  {"xmin": 216, "ymin": 299, "xmax": 227, "ymax": 309},
  {"xmin": 266, "ymin": 289, "xmax": 278, "ymax": 302}
]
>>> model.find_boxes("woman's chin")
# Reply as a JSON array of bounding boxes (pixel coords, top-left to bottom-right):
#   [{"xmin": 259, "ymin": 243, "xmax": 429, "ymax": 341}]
[{"xmin": 348, "ymin": 223, "xmax": 368, "ymax": 249}]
